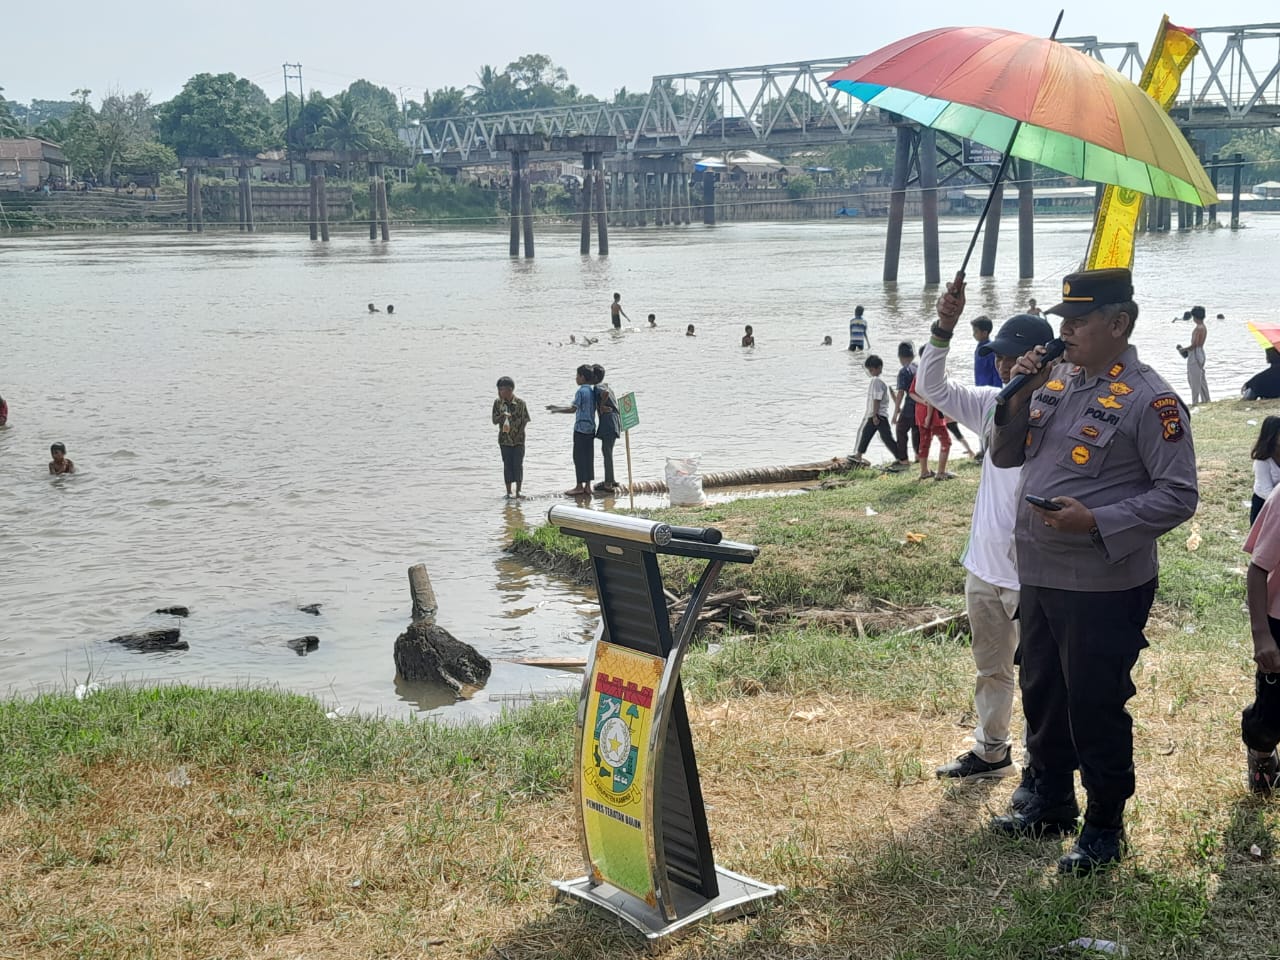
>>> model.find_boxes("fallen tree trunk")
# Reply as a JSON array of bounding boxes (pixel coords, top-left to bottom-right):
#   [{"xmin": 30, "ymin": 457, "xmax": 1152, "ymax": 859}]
[
  {"xmin": 620, "ymin": 457, "xmax": 852, "ymax": 495},
  {"xmin": 394, "ymin": 563, "xmax": 491, "ymax": 692}
]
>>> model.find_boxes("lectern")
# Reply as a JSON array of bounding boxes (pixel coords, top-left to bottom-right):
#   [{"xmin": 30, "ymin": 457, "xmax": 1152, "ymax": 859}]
[{"xmin": 547, "ymin": 505, "xmax": 782, "ymax": 942}]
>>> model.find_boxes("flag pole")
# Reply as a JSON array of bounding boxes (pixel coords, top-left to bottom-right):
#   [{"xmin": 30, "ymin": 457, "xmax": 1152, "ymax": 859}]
[{"xmin": 957, "ymin": 9, "xmax": 1065, "ymax": 278}]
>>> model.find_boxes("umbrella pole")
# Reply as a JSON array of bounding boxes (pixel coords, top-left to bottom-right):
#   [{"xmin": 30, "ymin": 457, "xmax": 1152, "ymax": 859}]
[{"xmin": 958, "ymin": 9, "xmax": 1064, "ymax": 279}]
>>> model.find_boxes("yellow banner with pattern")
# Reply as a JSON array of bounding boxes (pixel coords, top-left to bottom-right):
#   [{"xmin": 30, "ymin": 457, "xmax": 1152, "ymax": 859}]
[{"xmin": 1085, "ymin": 18, "xmax": 1200, "ymax": 270}]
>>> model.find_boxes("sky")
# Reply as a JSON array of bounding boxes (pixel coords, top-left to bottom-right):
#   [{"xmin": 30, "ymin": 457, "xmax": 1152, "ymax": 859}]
[{"xmin": 3, "ymin": 1, "xmax": 1276, "ymax": 108}]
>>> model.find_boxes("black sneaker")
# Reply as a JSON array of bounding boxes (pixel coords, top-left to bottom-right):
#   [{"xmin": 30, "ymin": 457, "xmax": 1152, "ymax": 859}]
[
  {"xmin": 1247, "ymin": 749, "xmax": 1280, "ymax": 795},
  {"xmin": 1058, "ymin": 823, "xmax": 1125, "ymax": 876},
  {"xmin": 990, "ymin": 788, "xmax": 1079, "ymax": 838},
  {"xmin": 935, "ymin": 748, "xmax": 1015, "ymax": 781}
]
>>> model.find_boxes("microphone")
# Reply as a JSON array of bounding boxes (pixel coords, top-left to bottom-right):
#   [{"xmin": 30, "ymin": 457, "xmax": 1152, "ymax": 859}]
[
  {"xmin": 996, "ymin": 338, "xmax": 1067, "ymax": 405},
  {"xmin": 668, "ymin": 525, "xmax": 724, "ymax": 545}
]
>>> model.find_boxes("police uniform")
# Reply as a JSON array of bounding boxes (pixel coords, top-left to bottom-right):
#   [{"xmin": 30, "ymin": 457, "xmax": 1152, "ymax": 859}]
[{"xmin": 989, "ymin": 269, "xmax": 1199, "ymax": 871}]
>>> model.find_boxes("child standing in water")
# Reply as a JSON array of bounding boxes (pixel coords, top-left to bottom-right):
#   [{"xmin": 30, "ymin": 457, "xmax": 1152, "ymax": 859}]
[
  {"xmin": 547, "ymin": 364, "xmax": 597, "ymax": 497},
  {"xmin": 591, "ymin": 365, "xmax": 622, "ymax": 494},
  {"xmin": 49, "ymin": 442, "xmax": 75, "ymax": 475},
  {"xmin": 610, "ymin": 293, "xmax": 630, "ymax": 330},
  {"xmin": 492, "ymin": 376, "xmax": 530, "ymax": 498}
]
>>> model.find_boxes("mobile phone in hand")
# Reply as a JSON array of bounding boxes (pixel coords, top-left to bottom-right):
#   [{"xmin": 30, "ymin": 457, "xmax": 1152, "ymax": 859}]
[{"xmin": 1025, "ymin": 494, "xmax": 1063, "ymax": 511}]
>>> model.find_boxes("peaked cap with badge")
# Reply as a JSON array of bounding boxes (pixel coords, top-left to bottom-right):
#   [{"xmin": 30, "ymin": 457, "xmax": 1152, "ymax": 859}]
[{"xmin": 1046, "ymin": 268, "xmax": 1134, "ymax": 319}]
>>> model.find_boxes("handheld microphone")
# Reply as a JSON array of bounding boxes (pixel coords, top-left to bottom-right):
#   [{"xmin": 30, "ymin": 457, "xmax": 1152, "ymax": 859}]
[{"xmin": 996, "ymin": 338, "xmax": 1067, "ymax": 405}]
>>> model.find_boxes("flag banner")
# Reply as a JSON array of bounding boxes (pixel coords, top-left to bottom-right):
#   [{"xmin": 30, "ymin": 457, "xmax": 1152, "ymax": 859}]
[{"xmin": 1085, "ymin": 18, "xmax": 1200, "ymax": 270}]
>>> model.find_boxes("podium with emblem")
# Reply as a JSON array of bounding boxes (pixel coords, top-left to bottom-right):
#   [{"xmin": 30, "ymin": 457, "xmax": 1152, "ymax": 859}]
[{"xmin": 546, "ymin": 505, "xmax": 782, "ymax": 942}]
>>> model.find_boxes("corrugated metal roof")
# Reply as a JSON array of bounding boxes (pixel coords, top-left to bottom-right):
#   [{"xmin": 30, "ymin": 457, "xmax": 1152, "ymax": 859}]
[{"xmin": 0, "ymin": 138, "xmax": 67, "ymax": 162}]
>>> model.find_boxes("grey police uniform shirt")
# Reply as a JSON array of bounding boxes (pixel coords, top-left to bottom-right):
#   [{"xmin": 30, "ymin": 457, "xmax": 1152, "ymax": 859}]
[{"xmin": 990, "ymin": 344, "xmax": 1199, "ymax": 592}]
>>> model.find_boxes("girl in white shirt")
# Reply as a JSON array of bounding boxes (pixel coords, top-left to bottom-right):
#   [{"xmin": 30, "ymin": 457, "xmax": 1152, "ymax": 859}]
[{"xmin": 1251, "ymin": 416, "xmax": 1280, "ymax": 523}]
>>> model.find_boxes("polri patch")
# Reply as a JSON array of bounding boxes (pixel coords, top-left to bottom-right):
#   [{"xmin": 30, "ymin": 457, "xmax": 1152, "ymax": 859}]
[
  {"xmin": 1071, "ymin": 445, "xmax": 1091, "ymax": 465},
  {"xmin": 1162, "ymin": 416, "xmax": 1185, "ymax": 442}
]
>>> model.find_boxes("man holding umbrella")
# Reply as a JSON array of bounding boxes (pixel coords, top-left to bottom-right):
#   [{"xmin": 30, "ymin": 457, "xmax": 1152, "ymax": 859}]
[{"xmin": 987, "ymin": 268, "xmax": 1199, "ymax": 875}]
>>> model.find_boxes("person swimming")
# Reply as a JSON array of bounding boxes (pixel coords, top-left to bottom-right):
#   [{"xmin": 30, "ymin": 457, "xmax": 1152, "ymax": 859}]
[
  {"xmin": 368, "ymin": 303, "xmax": 381, "ymax": 313},
  {"xmin": 386, "ymin": 304, "xmax": 394, "ymax": 314},
  {"xmin": 686, "ymin": 324, "xmax": 696, "ymax": 337},
  {"xmin": 49, "ymin": 442, "xmax": 74, "ymax": 475}
]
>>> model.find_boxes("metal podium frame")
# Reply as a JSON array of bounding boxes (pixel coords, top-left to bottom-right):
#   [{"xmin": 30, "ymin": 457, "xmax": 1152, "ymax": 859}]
[{"xmin": 546, "ymin": 505, "xmax": 783, "ymax": 943}]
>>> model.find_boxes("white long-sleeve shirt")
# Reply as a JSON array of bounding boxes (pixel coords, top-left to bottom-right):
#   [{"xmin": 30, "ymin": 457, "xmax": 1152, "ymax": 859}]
[
  {"xmin": 1255, "ymin": 457, "xmax": 1280, "ymax": 500},
  {"xmin": 916, "ymin": 342, "xmax": 1021, "ymax": 590}
]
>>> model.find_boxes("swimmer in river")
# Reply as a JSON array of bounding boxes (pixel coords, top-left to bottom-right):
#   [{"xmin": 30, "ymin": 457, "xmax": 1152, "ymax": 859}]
[
  {"xmin": 741, "ymin": 324, "xmax": 755, "ymax": 347},
  {"xmin": 822, "ymin": 335, "xmax": 833, "ymax": 346},
  {"xmin": 647, "ymin": 313, "xmax": 657, "ymax": 327},
  {"xmin": 686, "ymin": 324, "xmax": 696, "ymax": 337},
  {"xmin": 49, "ymin": 442, "xmax": 74, "ymax": 475},
  {"xmin": 368, "ymin": 303, "xmax": 380, "ymax": 313},
  {"xmin": 386, "ymin": 304, "xmax": 394, "ymax": 314},
  {"xmin": 0, "ymin": 393, "xmax": 8, "ymax": 426}
]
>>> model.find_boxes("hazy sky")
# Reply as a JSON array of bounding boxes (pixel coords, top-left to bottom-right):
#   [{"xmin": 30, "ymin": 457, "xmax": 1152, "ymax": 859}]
[{"xmin": 3, "ymin": 1, "xmax": 1275, "ymax": 107}]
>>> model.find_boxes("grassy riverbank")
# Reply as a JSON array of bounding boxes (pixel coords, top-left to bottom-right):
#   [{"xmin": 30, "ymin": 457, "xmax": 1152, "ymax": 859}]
[{"xmin": 2, "ymin": 400, "xmax": 1278, "ymax": 959}]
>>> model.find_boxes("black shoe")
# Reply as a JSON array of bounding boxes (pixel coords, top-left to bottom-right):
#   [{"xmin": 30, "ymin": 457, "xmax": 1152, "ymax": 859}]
[
  {"xmin": 1058, "ymin": 823, "xmax": 1125, "ymax": 875},
  {"xmin": 1247, "ymin": 748, "xmax": 1280, "ymax": 795},
  {"xmin": 935, "ymin": 748, "xmax": 1014, "ymax": 781},
  {"xmin": 990, "ymin": 788, "xmax": 1079, "ymax": 837},
  {"xmin": 1010, "ymin": 766, "xmax": 1038, "ymax": 814}
]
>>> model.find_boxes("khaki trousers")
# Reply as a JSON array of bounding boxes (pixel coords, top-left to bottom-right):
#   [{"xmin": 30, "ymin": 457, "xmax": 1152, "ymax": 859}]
[{"xmin": 965, "ymin": 571, "xmax": 1020, "ymax": 762}]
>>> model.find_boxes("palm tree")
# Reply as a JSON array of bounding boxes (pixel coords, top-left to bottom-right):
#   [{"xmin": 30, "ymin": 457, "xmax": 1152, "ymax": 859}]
[{"xmin": 317, "ymin": 94, "xmax": 374, "ymax": 178}]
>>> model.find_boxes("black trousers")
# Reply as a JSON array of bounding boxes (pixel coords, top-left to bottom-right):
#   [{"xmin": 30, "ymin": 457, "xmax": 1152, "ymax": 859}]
[
  {"xmin": 895, "ymin": 410, "xmax": 919, "ymax": 462},
  {"xmin": 1018, "ymin": 579, "xmax": 1155, "ymax": 807},
  {"xmin": 572, "ymin": 430, "xmax": 594, "ymax": 483},
  {"xmin": 857, "ymin": 417, "xmax": 898, "ymax": 458},
  {"xmin": 598, "ymin": 434, "xmax": 617, "ymax": 485},
  {"xmin": 1242, "ymin": 616, "xmax": 1280, "ymax": 752},
  {"xmin": 1252, "ymin": 493, "xmax": 1267, "ymax": 524},
  {"xmin": 500, "ymin": 444, "xmax": 524, "ymax": 484}
]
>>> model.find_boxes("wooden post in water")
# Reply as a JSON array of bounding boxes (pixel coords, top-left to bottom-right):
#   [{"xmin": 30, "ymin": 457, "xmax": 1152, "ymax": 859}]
[
  {"xmin": 579, "ymin": 155, "xmax": 593, "ymax": 254},
  {"xmin": 1230, "ymin": 152, "xmax": 1243, "ymax": 230},
  {"xmin": 594, "ymin": 157, "xmax": 608, "ymax": 255},
  {"xmin": 377, "ymin": 163, "xmax": 390, "ymax": 241},
  {"xmin": 919, "ymin": 128, "xmax": 940, "ymax": 285},
  {"xmin": 682, "ymin": 173, "xmax": 692, "ymax": 224},
  {"xmin": 308, "ymin": 163, "xmax": 319, "ymax": 240},
  {"xmin": 369, "ymin": 161, "xmax": 379, "ymax": 240},
  {"xmin": 979, "ymin": 181, "xmax": 1003, "ymax": 277},
  {"xmin": 520, "ymin": 164, "xmax": 534, "ymax": 258},
  {"xmin": 1208, "ymin": 154, "xmax": 1220, "ymax": 224},
  {"xmin": 883, "ymin": 125, "xmax": 912, "ymax": 282},
  {"xmin": 192, "ymin": 167, "xmax": 203, "ymax": 234},
  {"xmin": 509, "ymin": 157, "xmax": 521, "ymax": 256},
  {"xmin": 317, "ymin": 167, "xmax": 330, "ymax": 242},
  {"xmin": 185, "ymin": 166, "xmax": 195, "ymax": 232},
  {"xmin": 244, "ymin": 165, "xmax": 255, "ymax": 233},
  {"xmin": 636, "ymin": 172, "xmax": 647, "ymax": 226},
  {"xmin": 237, "ymin": 164, "xmax": 247, "ymax": 232},
  {"xmin": 1016, "ymin": 159, "xmax": 1033, "ymax": 279},
  {"xmin": 702, "ymin": 172, "xmax": 715, "ymax": 225}
]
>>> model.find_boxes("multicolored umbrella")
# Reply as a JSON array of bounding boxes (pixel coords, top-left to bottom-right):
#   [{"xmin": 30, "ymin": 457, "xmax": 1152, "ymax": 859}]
[
  {"xmin": 826, "ymin": 26, "xmax": 1216, "ymax": 207},
  {"xmin": 1247, "ymin": 322, "xmax": 1280, "ymax": 351}
]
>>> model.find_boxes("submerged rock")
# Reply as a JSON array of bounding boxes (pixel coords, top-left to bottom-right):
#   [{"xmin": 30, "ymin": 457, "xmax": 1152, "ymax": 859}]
[
  {"xmin": 393, "ymin": 621, "xmax": 491, "ymax": 692},
  {"xmin": 155, "ymin": 606, "xmax": 190, "ymax": 617},
  {"xmin": 110, "ymin": 628, "xmax": 188, "ymax": 652},
  {"xmin": 287, "ymin": 635, "xmax": 320, "ymax": 655},
  {"xmin": 298, "ymin": 603, "xmax": 322, "ymax": 615}
]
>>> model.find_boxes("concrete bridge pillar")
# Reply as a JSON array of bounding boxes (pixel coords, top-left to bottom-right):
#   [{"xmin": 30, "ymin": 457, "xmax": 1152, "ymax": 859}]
[
  {"xmin": 883, "ymin": 125, "xmax": 912, "ymax": 282},
  {"xmin": 1016, "ymin": 159, "xmax": 1033, "ymax": 279}
]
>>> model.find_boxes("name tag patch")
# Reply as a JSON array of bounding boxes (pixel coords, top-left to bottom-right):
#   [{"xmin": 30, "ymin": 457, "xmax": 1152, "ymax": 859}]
[{"xmin": 1085, "ymin": 407, "xmax": 1121, "ymax": 425}]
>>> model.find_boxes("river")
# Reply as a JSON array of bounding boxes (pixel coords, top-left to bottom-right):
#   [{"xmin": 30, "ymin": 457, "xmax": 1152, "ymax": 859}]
[{"xmin": 2, "ymin": 214, "xmax": 1277, "ymax": 720}]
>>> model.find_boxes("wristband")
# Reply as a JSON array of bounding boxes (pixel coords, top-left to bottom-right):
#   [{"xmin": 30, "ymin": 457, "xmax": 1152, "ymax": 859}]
[
  {"xmin": 930, "ymin": 335, "xmax": 951, "ymax": 350},
  {"xmin": 930, "ymin": 323, "xmax": 954, "ymax": 341}
]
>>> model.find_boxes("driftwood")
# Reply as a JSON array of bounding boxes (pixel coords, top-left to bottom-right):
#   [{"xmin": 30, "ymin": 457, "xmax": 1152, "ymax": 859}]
[
  {"xmin": 110, "ymin": 628, "xmax": 188, "ymax": 652},
  {"xmin": 287, "ymin": 635, "xmax": 319, "ymax": 655},
  {"xmin": 155, "ymin": 606, "xmax": 190, "ymax": 617},
  {"xmin": 394, "ymin": 563, "xmax": 491, "ymax": 691},
  {"xmin": 298, "ymin": 603, "xmax": 322, "ymax": 615},
  {"xmin": 620, "ymin": 457, "xmax": 852, "ymax": 495},
  {"xmin": 906, "ymin": 611, "xmax": 970, "ymax": 638},
  {"xmin": 667, "ymin": 589, "xmax": 760, "ymax": 630}
]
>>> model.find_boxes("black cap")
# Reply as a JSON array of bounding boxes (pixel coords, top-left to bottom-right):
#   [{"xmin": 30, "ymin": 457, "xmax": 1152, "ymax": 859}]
[
  {"xmin": 1046, "ymin": 268, "xmax": 1134, "ymax": 319},
  {"xmin": 978, "ymin": 313, "xmax": 1056, "ymax": 357}
]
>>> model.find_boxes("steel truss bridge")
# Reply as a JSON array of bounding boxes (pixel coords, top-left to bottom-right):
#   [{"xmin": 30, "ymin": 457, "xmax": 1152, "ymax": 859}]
[{"xmin": 404, "ymin": 22, "xmax": 1280, "ymax": 165}]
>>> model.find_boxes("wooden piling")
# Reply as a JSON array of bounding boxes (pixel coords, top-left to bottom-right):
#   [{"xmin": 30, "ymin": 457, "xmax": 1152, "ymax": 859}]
[
  {"xmin": 520, "ymin": 167, "xmax": 534, "ymax": 258},
  {"xmin": 702, "ymin": 173, "xmax": 715, "ymax": 225},
  {"xmin": 192, "ymin": 169, "xmax": 203, "ymax": 234},
  {"xmin": 1208, "ymin": 154, "xmax": 1220, "ymax": 224},
  {"xmin": 1016, "ymin": 159, "xmax": 1033, "ymax": 279},
  {"xmin": 369, "ymin": 163, "xmax": 378, "ymax": 240},
  {"xmin": 509, "ymin": 160, "xmax": 521, "ymax": 256},
  {"xmin": 308, "ymin": 165, "xmax": 319, "ymax": 241},
  {"xmin": 237, "ymin": 165, "xmax": 247, "ymax": 232},
  {"xmin": 594, "ymin": 159, "xmax": 608, "ymax": 255},
  {"xmin": 636, "ymin": 173, "xmax": 648, "ymax": 227},
  {"xmin": 979, "ymin": 181, "xmax": 1003, "ymax": 277},
  {"xmin": 580, "ymin": 157, "xmax": 593, "ymax": 254},
  {"xmin": 377, "ymin": 167, "xmax": 390, "ymax": 241},
  {"xmin": 408, "ymin": 563, "xmax": 438, "ymax": 624},
  {"xmin": 244, "ymin": 171, "xmax": 254, "ymax": 233},
  {"xmin": 1230, "ymin": 152, "xmax": 1243, "ymax": 230},
  {"xmin": 185, "ymin": 167, "xmax": 195, "ymax": 232},
  {"xmin": 681, "ymin": 174, "xmax": 691, "ymax": 224},
  {"xmin": 919, "ymin": 128, "xmax": 940, "ymax": 285},
  {"xmin": 883, "ymin": 125, "xmax": 912, "ymax": 282},
  {"xmin": 317, "ymin": 171, "xmax": 330, "ymax": 242}
]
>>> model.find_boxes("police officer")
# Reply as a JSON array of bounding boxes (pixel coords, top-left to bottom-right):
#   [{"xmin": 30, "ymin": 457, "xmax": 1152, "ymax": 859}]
[{"xmin": 987, "ymin": 268, "xmax": 1199, "ymax": 875}]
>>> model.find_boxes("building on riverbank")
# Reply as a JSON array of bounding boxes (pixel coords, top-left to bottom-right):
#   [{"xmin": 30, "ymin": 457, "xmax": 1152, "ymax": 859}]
[{"xmin": 0, "ymin": 138, "xmax": 68, "ymax": 191}]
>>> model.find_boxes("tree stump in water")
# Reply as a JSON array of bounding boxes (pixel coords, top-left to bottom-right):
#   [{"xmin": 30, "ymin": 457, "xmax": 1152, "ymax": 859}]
[
  {"xmin": 110, "ymin": 628, "xmax": 188, "ymax": 651},
  {"xmin": 394, "ymin": 621, "xmax": 491, "ymax": 692}
]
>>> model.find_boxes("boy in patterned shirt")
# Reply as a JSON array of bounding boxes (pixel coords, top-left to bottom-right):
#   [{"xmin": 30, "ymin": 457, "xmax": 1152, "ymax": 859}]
[{"xmin": 492, "ymin": 376, "xmax": 531, "ymax": 498}]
